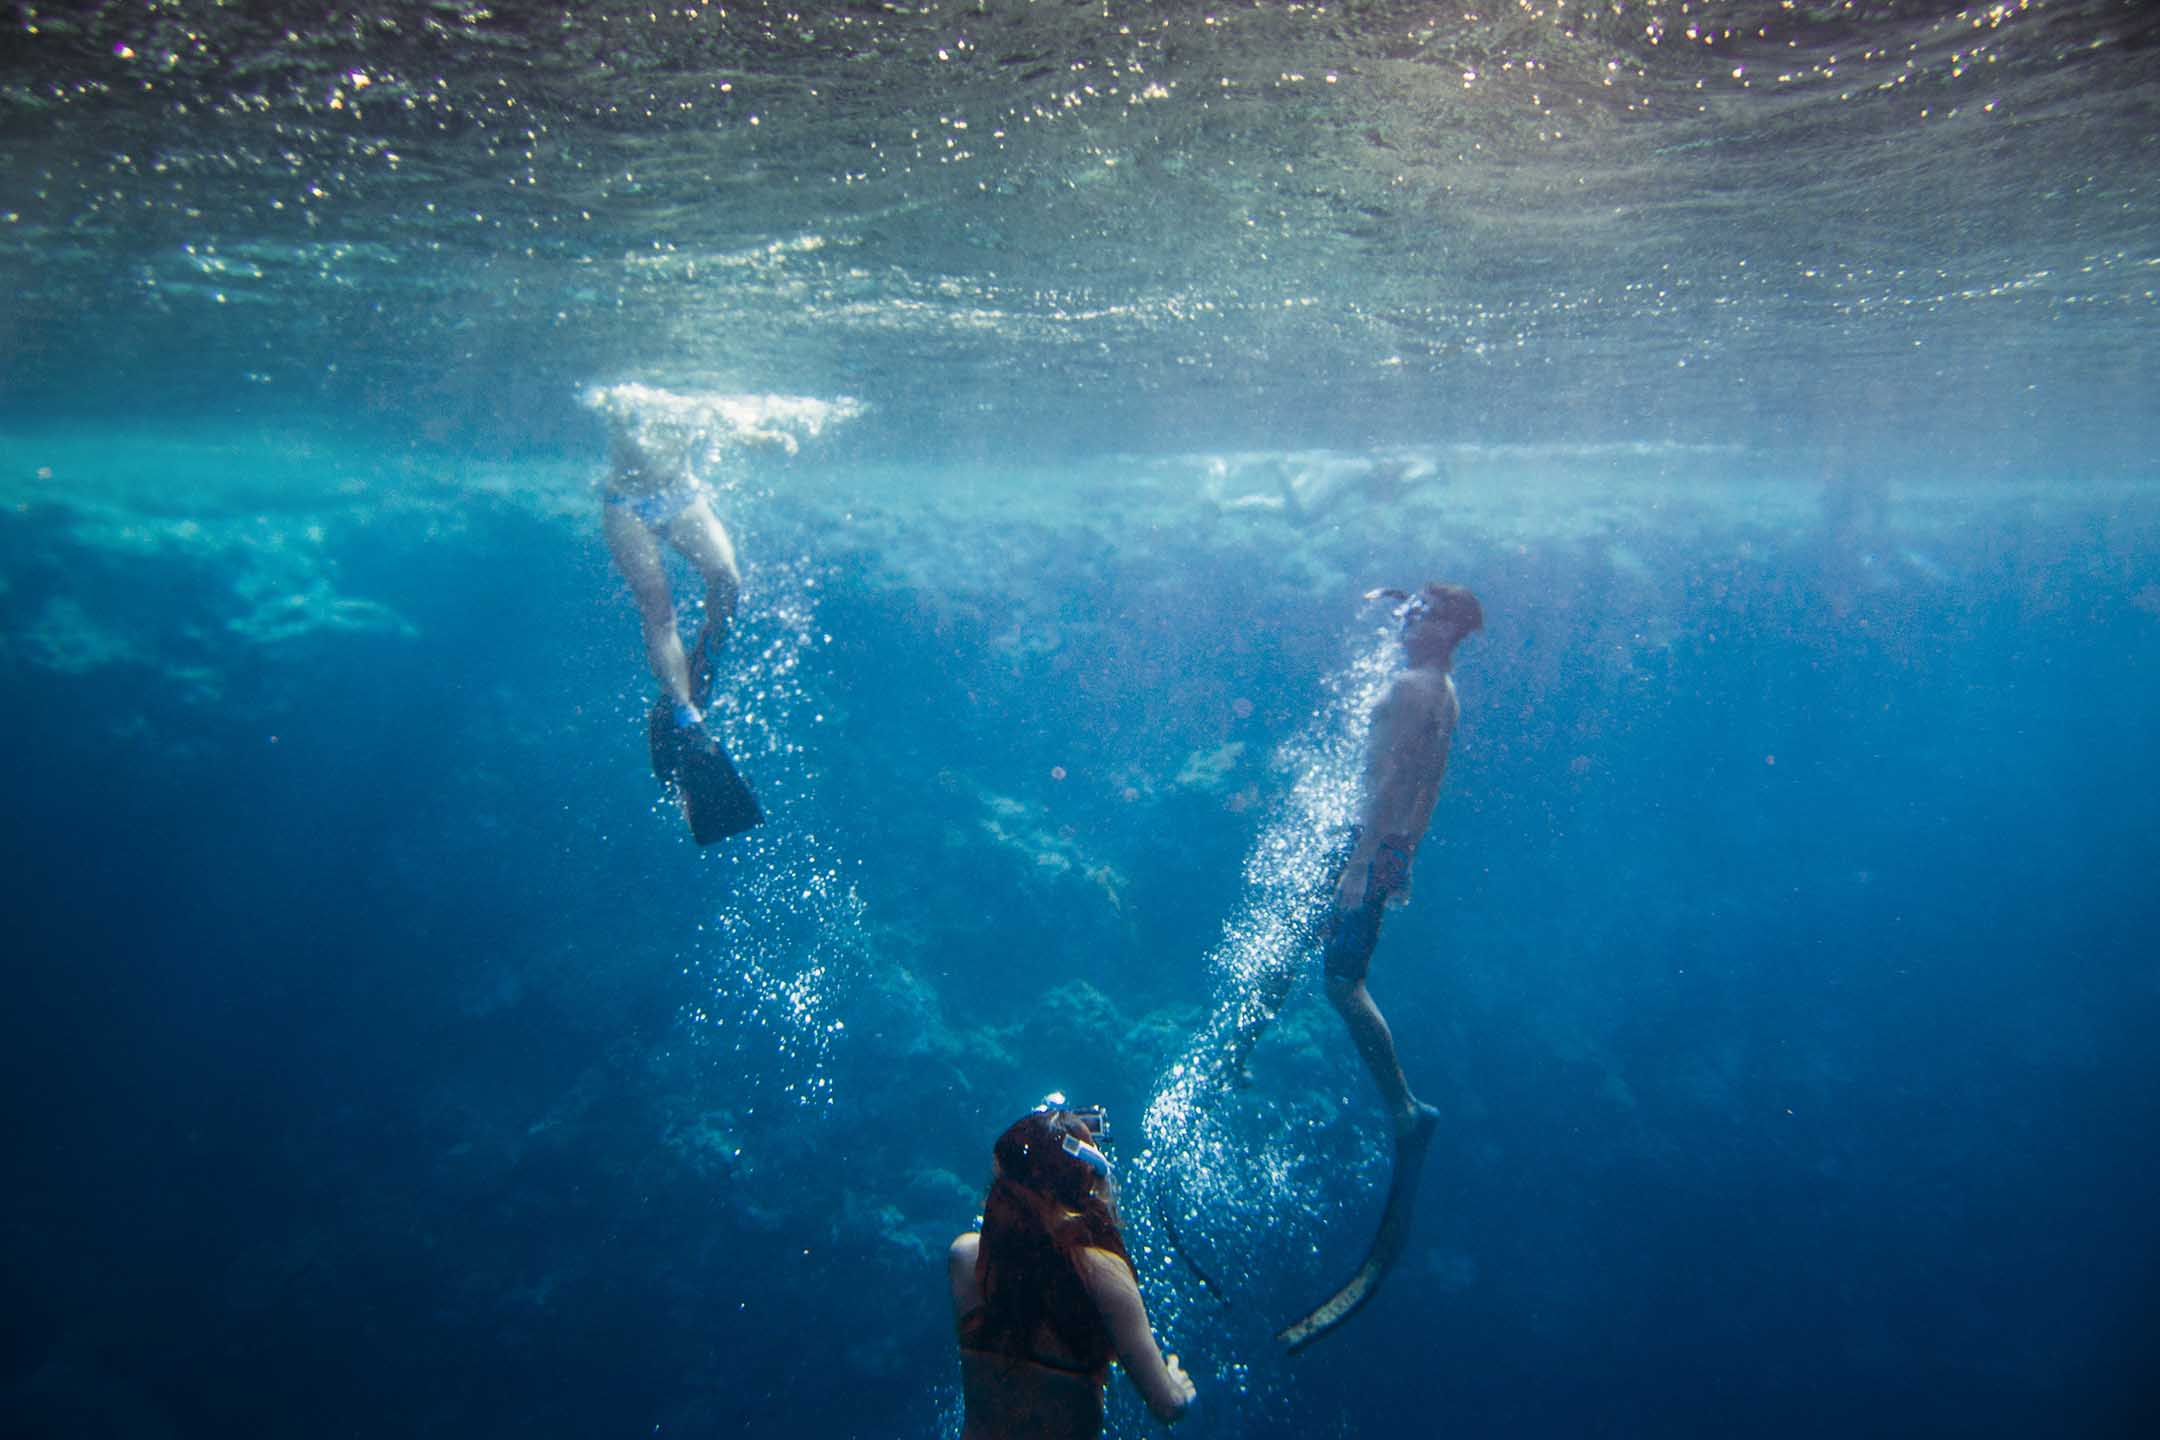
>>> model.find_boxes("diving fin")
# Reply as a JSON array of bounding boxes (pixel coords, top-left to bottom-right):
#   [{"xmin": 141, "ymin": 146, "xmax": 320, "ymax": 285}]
[
  {"xmin": 1276, "ymin": 1108, "xmax": 1439, "ymax": 1353},
  {"xmin": 648, "ymin": 699, "xmax": 764, "ymax": 844}
]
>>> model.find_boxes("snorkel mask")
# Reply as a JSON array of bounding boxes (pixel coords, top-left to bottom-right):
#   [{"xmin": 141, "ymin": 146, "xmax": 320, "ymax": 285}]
[
  {"xmin": 1036, "ymin": 1093, "xmax": 1113, "ymax": 1178},
  {"xmin": 1364, "ymin": 586, "xmax": 1430, "ymax": 633},
  {"xmin": 1367, "ymin": 584, "xmax": 1482, "ymax": 641}
]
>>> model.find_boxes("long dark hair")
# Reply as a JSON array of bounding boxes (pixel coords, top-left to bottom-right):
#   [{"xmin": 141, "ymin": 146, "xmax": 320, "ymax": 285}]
[{"xmin": 969, "ymin": 1110, "xmax": 1131, "ymax": 1371}]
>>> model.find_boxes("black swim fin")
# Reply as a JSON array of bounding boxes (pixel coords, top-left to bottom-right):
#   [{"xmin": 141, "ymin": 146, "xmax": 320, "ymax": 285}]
[
  {"xmin": 648, "ymin": 699, "xmax": 763, "ymax": 844},
  {"xmin": 1276, "ymin": 1112, "xmax": 1438, "ymax": 1353}
]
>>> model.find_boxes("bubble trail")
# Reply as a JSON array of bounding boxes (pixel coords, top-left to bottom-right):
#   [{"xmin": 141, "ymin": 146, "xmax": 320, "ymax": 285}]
[
  {"xmin": 1126, "ymin": 634, "xmax": 1398, "ymax": 1339},
  {"xmin": 1141, "ymin": 637, "xmax": 1393, "ymax": 1146},
  {"xmin": 675, "ymin": 558, "xmax": 868, "ymax": 1110}
]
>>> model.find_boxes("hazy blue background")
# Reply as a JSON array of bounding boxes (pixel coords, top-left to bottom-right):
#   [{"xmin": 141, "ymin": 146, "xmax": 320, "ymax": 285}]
[{"xmin": 5, "ymin": 1, "xmax": 2158, "ymax": 1436}]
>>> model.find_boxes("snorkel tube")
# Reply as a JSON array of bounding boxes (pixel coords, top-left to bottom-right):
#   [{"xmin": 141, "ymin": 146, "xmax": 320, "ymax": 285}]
[
  {"xmin": 1363, "ymin": 585, "xmax": 1432, "ymax": 631},
  {"xmin": 1034, "ymin": 1094, "xmax": 1114, "ymax": 1178}
]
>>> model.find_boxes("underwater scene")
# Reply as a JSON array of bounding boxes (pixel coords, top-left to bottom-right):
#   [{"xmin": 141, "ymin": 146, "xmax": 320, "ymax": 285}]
[{"xmin": 3, "ymin": 2, "xmax": 2156, "ymax": 1436}]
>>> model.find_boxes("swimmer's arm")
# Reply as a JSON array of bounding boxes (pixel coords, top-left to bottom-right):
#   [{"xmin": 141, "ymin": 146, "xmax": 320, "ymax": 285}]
[
  {"xmin": 727, "ymin": 422, "xmax": 800, "ymax": 455},
  {"xmin": 1077, "ymin": 1248, "xmax": 1195, "ymax": 1422},
  {"xmin": 1361, "ymin": 676, "xmax": 1429, "ymax": 819},
  {"xmin": 1341, "ymin": 675, "xmax": 1455, "ymax": 905},
  {"xmin": 1339, "ymin": 677, "xmax": 1422, "ymax": 902},
  {"xmin": 948, "ymin": 1233, "xmax": 983, "ymax": 1319},
  {"xmin": 1370, "ymin": 673, "xmax": 1454, "ymax": 793}
]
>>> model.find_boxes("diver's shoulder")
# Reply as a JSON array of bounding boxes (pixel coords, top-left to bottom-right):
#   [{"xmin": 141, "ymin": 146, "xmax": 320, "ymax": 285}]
[
  {"xmin": 1392, "ymin": 665, "xmax": 1453, "ymax": 705},
  {"xmin": 1071, "ymin": 1245, "xmax": 1140, "ymax": 1298}
]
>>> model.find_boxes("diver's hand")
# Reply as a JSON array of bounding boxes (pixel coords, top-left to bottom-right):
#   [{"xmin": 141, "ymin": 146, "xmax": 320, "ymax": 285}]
[
  {"xmin": 741, "ymin": 424, "xmax": 800, "ymax": 454},
  {"xmin": 1158, "ymin": 1354, "xmax": 1197, "ymax": 1421},
  {"xmin": 1334, "ymin": 861, "xmax": 1368, "ymax": 912}
]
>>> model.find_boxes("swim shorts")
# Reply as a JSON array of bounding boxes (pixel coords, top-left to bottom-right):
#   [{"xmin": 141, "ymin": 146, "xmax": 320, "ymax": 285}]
[
  {"xmin": 1319, "ymin": 835, "xmax": 1413, "ymax": 983},
  {"xmin": 1321, "ymin": 893, "xmax": 1385, "ymax": 982}
]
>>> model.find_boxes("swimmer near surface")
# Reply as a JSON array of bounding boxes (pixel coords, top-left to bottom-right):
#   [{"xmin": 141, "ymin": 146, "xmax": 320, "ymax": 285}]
[{"xmin": 588, "ymin": 383, "xmax": 861, "ymax": 843}]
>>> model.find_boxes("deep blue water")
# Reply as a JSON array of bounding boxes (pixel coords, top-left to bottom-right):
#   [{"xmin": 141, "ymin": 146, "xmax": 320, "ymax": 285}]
[
  {"xmin": 5, "ymin": 443, "xmax": 2156, "ymax": 1436},
  {"xmin": 6, "ymin": 1, "xmax": 2160, "ymax": 1436}
]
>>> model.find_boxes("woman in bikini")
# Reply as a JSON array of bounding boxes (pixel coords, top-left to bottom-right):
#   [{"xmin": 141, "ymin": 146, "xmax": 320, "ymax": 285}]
[
  {"xmin": 949, "ymin": 1105, "xmax": 1195, "ymax": 1439},
  {"xmin": 588, "ymin": 383, "xmax": 744, "ymax": 732}
]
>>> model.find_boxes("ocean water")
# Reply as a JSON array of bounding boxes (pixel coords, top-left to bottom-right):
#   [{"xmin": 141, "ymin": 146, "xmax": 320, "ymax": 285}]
[{"xmin": 3, "ymin": 2, "xmax": 2157, "ymax": 1437}]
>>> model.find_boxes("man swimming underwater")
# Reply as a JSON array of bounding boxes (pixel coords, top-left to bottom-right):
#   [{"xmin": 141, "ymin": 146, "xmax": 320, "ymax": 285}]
[
  {"xmin": 1323, "ymin": 581, "xmax": 1482, "ymax": 1142},
  {"xmin": 1280, "ymin": 580, "xmax": 1483, "ymax": 1351}
]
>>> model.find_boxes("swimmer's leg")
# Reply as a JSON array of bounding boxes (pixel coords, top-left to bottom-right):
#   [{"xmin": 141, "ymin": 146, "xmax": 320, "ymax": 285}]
[
  {"xmin": 1281, "ymin": 864, "xmax": 1445, "ymax": 1352},
  {"xmin": 1325, "ymin": 974, "xmax": 1435, "ymax": 1139},
  {"xmin": 605, "ymin": 501, "xmax": 696, "ymax": 714},
  {"xmin": 1322, "ymin": 901, "xmax": 1435, "ymax": 1137},
  {"xmin": 666, "ymin": 498, "xmax": 741, "ymax": 708}
]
